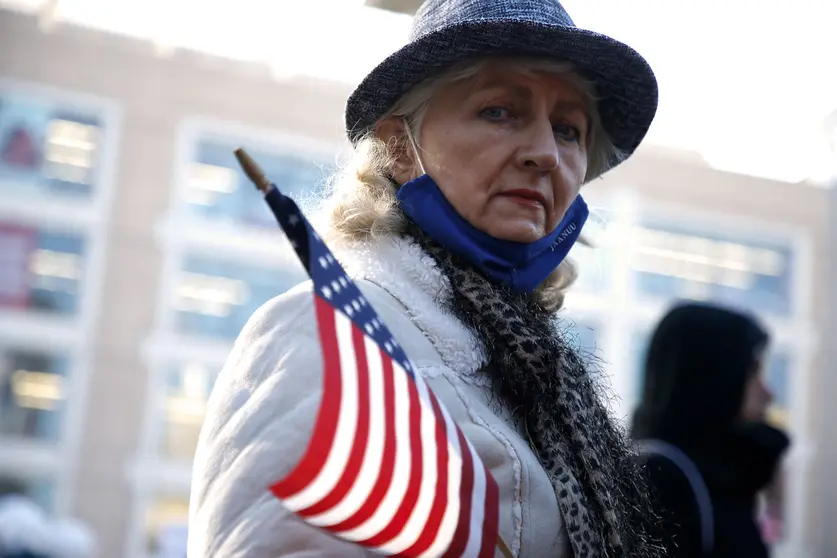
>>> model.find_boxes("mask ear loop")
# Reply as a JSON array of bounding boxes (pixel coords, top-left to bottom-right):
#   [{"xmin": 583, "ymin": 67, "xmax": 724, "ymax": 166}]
[{"xmin": 402, "ymin": 117, "xmax": 427, "ymax": 176}]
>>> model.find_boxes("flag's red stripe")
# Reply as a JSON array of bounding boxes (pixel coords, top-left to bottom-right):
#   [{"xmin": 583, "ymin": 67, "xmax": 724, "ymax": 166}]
[
  {"xmin": 329, "ymin": 353, "xmax": 398, "ymax": 533},
  {"xmin": 442, "ymin": 428, "xmax": 475, "ymax": 558},
  {"xmin": 270, "ymin": 296, "xmax": 343, "ymax": 499},
  {"xmin": 297, "ymin": 322, "xmax": 371, "ymax": 517},
  {"xmin": 357, "ymin": 360, "xmax": 424, "ymax": 547},
  {"xmin": 477, "ymin": 465, "xmax": 501, "ymax": 558},
  {"xmin": 398, "ymin": 390, "xmax": 450, "ymax": 556}
]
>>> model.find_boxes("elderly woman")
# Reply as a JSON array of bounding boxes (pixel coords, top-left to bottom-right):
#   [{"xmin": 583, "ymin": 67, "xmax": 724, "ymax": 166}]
[{"xmin": 188, "ymin": 1, "xmax": 660, "ymax": 557}]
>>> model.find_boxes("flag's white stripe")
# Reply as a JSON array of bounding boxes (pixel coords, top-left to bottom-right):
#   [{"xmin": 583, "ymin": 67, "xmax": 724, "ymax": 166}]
[
  {"xmin": 377, "ymin": 370, "xmax": 440, "ymax": 555},
  {"xmin": 339, "ymin": 353, "xmax": 413, "ymax": 541},
  {"xmin": 422, "ymin": 402, "xmax": 463, "ymax": 558},
  {"xmin": 283, "ymin": 311, "xmax": 359, "ymax": 510},
  {"xmin": 461, "ymin": 437, "xmax": 488, "ymax": 558},
  {"xmin": 307, "ymin": 335, "xmax": 387, "ymax": 526}
]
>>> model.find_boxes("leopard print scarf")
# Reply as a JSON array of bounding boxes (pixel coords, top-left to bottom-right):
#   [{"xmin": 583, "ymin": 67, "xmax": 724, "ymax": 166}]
[{"xmin": 404, "ymin": 222, "xmax": 660, "ymax": 558}]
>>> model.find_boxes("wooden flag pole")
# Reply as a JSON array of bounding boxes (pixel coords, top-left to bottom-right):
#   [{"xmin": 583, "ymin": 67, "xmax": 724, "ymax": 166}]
[
  {"xmin": 235, "ymin": 147, "xmax": 270, "ymax": 194},
  {"xmin": 497, "ymin": 535, "xmax": 513, "ymax": 558}
]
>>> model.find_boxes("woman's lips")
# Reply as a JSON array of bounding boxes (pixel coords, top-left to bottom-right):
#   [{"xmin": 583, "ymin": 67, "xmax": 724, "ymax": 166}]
[{"xmin": 498, "ymin": 189, "xmax": 547, "ymax": 209}]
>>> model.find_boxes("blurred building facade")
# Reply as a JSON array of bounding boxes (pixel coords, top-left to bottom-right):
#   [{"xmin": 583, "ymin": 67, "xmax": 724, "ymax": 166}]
[{"xmin": 0, "ymin": 6, "xmax": 834, "ymax": 558}]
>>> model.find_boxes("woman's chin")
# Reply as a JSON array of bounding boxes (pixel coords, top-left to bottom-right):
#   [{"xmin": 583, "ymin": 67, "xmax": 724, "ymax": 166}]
[{"xmin": 484, "ymin": 221, "xmax": 545, "ymax": 243}]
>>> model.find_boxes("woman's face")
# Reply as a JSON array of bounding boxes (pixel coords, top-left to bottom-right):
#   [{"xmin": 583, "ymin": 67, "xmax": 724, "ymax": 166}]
[
  {"xmin": 386, "ymin": 61, "xmax": 590, "ymax": 243},
  {"xmin": 740, "ymin": 358, "xmax": 774, "ymax": 422}
]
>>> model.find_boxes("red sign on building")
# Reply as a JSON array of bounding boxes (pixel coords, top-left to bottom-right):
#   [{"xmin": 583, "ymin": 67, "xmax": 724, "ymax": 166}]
[
  {"xmin": 1, "ymin": 126, "xmax": 41, "ymax": 170},
  {"xmin": 0, "ymin": 223, "xmax": 36, "ymax": 308}
]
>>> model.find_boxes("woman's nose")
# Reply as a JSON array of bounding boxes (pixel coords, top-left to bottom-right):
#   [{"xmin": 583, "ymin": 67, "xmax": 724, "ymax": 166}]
[{"xmin": 519, "ymin": 120, "xmax": 560, "ymax": 171}]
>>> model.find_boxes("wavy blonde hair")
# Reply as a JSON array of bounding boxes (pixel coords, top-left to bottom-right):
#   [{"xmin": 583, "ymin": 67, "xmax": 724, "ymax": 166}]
[{"xmin": 321, "ymin": 57, "xmax": 623, "ymax": 311}]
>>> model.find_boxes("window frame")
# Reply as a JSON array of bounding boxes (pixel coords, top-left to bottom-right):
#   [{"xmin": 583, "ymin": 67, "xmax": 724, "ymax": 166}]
[
  {"xmin": 630, "ymin": 199, "xmax": 814, "ymax": 322},
  {"xmin": 0, "ymin": 77, "xmax": 121, "ymax": 220},
  {"xmin": 131, "ymin": 119, "xmax": 341, "ymax": 557},
  {"xmin": 0, "ymin": 78, "xmax": 121, "ymax": 516},
  {"xmin": 171, "ymin": 248, "xmax": 307, "ymax": 341},
  {"xmin": 165, "ymin": 116, "xmax": 342, "ymax": 232},
  {"xmin": 151, "ymin": 117, "xmax": 341, "ymax": 345},
  {"xmin": 0, "ymin": 341, "xmax": 74, "ymax": 442}
]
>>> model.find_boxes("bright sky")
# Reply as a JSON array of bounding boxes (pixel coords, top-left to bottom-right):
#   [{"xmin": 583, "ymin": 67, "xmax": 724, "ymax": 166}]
[
  {"xmin": 562, "ymin": 0, "xmax": 837, "ymax": 183},
  {"xmin": 4, "ymin": 0, "xmax": 835, "ymax": 183}
]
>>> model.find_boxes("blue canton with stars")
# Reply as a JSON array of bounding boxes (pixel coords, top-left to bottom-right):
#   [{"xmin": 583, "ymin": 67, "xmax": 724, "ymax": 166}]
[{"xmin": 264, "ymin": 184, "xmax": 416, "ymax": 379}]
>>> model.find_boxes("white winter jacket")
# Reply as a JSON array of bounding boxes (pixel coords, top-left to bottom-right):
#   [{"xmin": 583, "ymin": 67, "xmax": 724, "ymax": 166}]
[{"xmin": 187, "ymin": 235, "xmax": 569, "ymax": 557}]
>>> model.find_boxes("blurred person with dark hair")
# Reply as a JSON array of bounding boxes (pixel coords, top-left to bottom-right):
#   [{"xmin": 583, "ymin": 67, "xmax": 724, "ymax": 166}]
[{"xmin": 632, "ymin": 302, "xmax": 790, "ymax": 558}]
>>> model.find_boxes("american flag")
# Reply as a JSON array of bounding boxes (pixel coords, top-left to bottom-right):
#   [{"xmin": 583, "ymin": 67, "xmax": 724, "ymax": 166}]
[{"xmin": 234, "ymin": 150, "xmax": 502, "ymax": 558}]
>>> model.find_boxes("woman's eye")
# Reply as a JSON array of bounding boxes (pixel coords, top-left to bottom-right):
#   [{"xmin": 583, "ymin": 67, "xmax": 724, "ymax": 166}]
[
  {"xmin": 479, "ymin": 106, "xmax": 511, "ymax": 121},
  {"xmin": 553, "ymin": 123, "xmax": 581, "ymax": 142}
]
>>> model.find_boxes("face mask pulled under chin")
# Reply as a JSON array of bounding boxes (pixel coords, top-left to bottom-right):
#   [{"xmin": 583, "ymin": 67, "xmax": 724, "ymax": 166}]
[{"xmin": 396, "ymin": 172, "xmax": 589, "ymax": 292}]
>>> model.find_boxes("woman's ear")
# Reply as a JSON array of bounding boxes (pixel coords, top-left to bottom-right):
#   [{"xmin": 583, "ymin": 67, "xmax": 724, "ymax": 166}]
[{"xmin": 374, "ymin": 116, "xmax": 418, "ymax": 185}]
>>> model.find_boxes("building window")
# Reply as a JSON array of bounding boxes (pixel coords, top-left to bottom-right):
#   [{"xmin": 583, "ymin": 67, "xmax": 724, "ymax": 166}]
[
  {"xmin": 0, "ymin": 347, "xmax": 69, "ymax": 442},
  {"xmin": 0, "ymin": 222, "xmax": 86, "ymax": 315},
  {"xmin": 183, "ymin": 138, "xmax": 333, "ymax": 229},
  {"xmin": 145, "ymin": 495, "xmax": 189, "ymax": 555},
  {"xmin": 630, "ymin": 328, "xmax": 651, "ymax": 405},
  {"xmin": 160, "ymin": 362, "xmax": 218, "ymax": 461},
  {"xmin": 0, "ymin": 474, "xmax": 56, "ymax": 513},
  {"xmin": 42, "ymin": 115, "xmax": 100, "ymax": 192},
  {"xmin": 563, "ymin": 318, "xmax": 599, "ymax": 356},
  {"xmin": 174, "ymin": 253, "xmax": 305, "ymax": 340},
  {"xmin": 569, "ymin": 245, "xmax": 610, "ymax": 294},
  {"xmin": 631, "ymin": 222, "xmax": 794, "ymax": 316},
  {"xmin": 0, "ymin": 94, "xmax": 102, "ymax": 197},
  {"xmin": 766, "ymin": 350, "xmax": 791, "ymax": 429}
]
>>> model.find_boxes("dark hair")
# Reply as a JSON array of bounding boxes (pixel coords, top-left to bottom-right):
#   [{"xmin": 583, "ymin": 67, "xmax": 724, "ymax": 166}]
[{"xmin": 631, "ymin": 301, "xmax": 769, "ymax": 451}]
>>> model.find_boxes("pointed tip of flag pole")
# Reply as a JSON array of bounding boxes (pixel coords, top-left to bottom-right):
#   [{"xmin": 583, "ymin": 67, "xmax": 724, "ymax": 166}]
[{"xmin": 234, "ymin": 147, "xmax": 272, "ymax": 194}]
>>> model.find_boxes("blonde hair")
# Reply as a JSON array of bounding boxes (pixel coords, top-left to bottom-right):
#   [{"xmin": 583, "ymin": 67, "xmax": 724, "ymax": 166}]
[{"xmin": 322, "ymin": 57, "xmax": 622, "ymax": 311}]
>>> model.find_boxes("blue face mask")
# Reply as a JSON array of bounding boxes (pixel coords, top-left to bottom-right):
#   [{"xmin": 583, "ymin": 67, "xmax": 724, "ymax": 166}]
[{"xmin": 396, "ymin": 174, "xmax": 589, "ymax": 293}]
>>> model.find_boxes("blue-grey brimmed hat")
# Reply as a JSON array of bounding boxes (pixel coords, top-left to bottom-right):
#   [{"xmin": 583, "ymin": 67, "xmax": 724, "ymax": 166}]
[{"xmin": 345, "ymin": 0, "xmax": 658, "ymax": 174}]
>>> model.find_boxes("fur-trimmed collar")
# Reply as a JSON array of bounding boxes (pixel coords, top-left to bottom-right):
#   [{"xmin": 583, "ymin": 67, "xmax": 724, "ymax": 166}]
[{"xmin": 331, "ymin": 235, "xmax": 486, "ymax": 376}]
